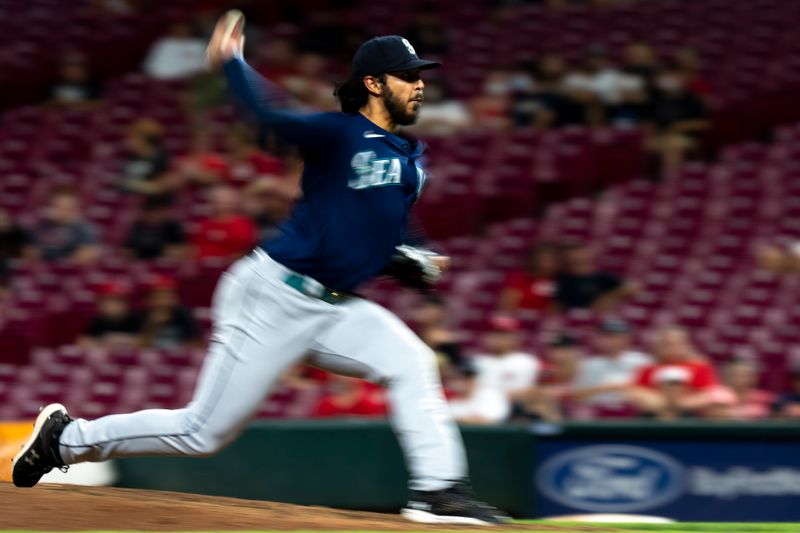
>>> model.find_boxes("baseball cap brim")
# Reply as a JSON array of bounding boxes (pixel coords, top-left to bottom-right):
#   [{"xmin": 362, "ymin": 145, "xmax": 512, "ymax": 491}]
[{"xmin": 375, "ymin": 58, "xmax": 441, "ymax": 76}]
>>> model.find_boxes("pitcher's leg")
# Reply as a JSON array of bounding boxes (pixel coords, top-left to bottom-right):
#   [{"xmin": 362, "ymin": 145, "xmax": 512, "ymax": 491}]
[
  {"xmin": 310, "ymin": 299, "xmax": 467, "ymax": 491},
  {"xmin": 59, "ymin": 258, "xmax": 326, "ymax": 464},
  {"xmin": 59, "ymin": 339, "xmax": 284, "ymax": 462}
]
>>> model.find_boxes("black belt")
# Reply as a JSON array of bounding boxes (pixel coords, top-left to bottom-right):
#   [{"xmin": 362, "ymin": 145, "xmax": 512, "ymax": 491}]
[{"xmin": 282, "ymin": 272, "xmax": 351, "ymax": 304}]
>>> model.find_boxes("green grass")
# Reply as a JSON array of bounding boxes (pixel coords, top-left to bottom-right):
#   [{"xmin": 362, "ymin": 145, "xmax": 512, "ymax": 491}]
[
  {"xmin": 531, "ymin": 523, "xmax": 799, "ymax": 532},
  {"xmin": 3, "ymin": 527, "xmax": 800, "ymax": 533}
]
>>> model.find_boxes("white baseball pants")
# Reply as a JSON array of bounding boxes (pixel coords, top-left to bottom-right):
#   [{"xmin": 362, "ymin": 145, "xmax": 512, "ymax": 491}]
[{"xmin": 58, "ymin": 252, "xmax": 467, "ymax": 490}]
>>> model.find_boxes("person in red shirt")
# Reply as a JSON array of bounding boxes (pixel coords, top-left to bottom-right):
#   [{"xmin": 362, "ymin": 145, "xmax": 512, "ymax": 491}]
[
  {"xmin": 256, "ymin": 37, "xmax": 300, "ymax": 82},
  {"xmin": 497, "ymin": 242, "xmax": 559, "ymax": 313},
  {"xmin": 673, "ymin": 47, "xmax": 713, "ymax": 101},
  {"xmin": 192, "ymin": 184, "xmax": 256, "ymax": 262},
  {"xmin": 224, "ymin": 124, "xmax": 283, "ymax": 187},
  {"xmin": 630, "ymin": 326, "xmax": 722, "ymax": 419},
  {"xmin": 174, "ymin": 128, "xmax": 229, "ymax": 188},
  {"xmin": 314, "ymin": 375, "xmax": 387, "ymax": 418}
]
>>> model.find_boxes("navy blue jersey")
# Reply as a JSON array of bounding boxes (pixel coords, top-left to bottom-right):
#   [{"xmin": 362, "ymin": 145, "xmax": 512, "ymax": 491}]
[{"xmin": 224, "ymin": 58, "xmax": 429, "ymax": 292}]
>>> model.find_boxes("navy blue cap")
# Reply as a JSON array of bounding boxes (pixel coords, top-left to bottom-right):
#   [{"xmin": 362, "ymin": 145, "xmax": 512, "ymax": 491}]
[{"xmin": 352, "ymin": 35, "xmax": 441, "ymax": 78}]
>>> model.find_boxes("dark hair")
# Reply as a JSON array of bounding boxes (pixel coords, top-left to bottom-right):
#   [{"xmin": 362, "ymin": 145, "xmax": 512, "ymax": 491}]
[
  {"xmin": 421, "ymin": 294, "xmax": 445, "ymax": 307},
  {"xmin": 334, "ymin": 74, "xmax": 385, "ymax": 113}
]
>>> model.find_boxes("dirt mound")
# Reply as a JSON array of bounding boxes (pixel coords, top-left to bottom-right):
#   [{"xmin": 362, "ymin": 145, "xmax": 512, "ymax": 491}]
[{"xmin": 0, "ymin": 483, "xmax": 616, "ymax": 531}]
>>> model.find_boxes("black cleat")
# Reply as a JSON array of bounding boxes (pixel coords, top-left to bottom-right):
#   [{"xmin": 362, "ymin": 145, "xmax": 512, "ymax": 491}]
[
  {"xmin": 401, "ymin": 480, "xmax": 511, "ymax": 525},
  {"xmin": 12, "ymin": 403, "xmax": 72, "ymax": 488}
]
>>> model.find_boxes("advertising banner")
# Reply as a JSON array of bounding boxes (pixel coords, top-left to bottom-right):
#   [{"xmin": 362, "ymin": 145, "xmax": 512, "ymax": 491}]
[{"xmin": 535, "ymin": 440, "xmax": 800, "ymax": 521}]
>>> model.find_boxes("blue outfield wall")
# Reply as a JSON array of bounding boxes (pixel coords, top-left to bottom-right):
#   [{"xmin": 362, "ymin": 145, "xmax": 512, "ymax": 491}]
[{"xmin": 114, "ymin": 419, "xmax": 800, "ymax": 521}]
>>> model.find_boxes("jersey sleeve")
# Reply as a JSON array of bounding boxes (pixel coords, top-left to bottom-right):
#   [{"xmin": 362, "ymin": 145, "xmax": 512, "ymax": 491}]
[{"xmin": 223, "ymin": 57, "xmax": 337, "ymax": 150}]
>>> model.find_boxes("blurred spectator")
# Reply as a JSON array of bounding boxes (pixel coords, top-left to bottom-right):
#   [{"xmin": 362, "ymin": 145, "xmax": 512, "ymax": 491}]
[
  {"xmin": 472, "ymin": 69, "xmax": 513, "ymax": 129},
  {"xmin": 707, "ymin": 360, "xmax": 774, "ymax": 420},
  {"xmin": 450, "ymin": 316, "xmax": 540, "ymax": 424},
  {"xmin": 0, "ymin": 208, "xmax": 35, "ymax": 290},
  {"xmin": 526, "ymin": 53, "xmax": 585, "ymax": 128},
  {"xmin": 404, "ymin": 5, "xmax": 449, "ymax": 56},
  {"xmin": 411, "ymin": 294, "xmax": 467, "ymax": 374},
  {"xmin": 773, "ymin": 372, "xmax": 800, "ymax": 419},
  {"xmin": 242, "ymin": 177, "xmax": 293, "ymax": 243},
  {"xmin": 409, "ymin": 78, "xmax": 471, "ymax": 136},
  {"xmin": 631, "ymin": 326, "xmax": 721, "ymax": 419},
  {"xmin": 673, "ymin": 47, "xmax": 713, "ymax": 101},
  {"xmin": 474, "ymin": 316, "xmax": 541, "ymax": 397},
  {"xmin": 78, "ymin": 282, "xmax": 142, "ymax": 350},
  {"xmin": 570, "ymin": 319, "xmax": 652, "ymax": 417},
  {"xmin": 225, "ymin": 124, "xmax": 284, "ymax": 186},
  {"xmin": 187, "ymin": 70, "xmax": 228, "ymax": 115},
  {"xmin": 517, "ymin": 332, "xmax": 584, "ymax": 421},
  {"xmin": 448, "ymin": 361, "xmax": 510, "ymax": 424},
  {"xmin": 646, "ymin": 65, "xmax": 710, "ymax": 174},
  {"xmin": 564, "ymin": 46, "xmax": 646, "ymax": 125},
  {"xmin": 138, "ymin": 275, "xmax": 201, "ymax": 349},
  {"xmin": 314, "ymin": 375, "xmax": 387, "ymax": 417},
  {"xmin": 450, "ymin": 315, "xmax": 539, "ymax": 424},
  {"xmin": 498, "ymin": 242, "xmax": 559, "ymax": 313},
  {"xmin": 541, "ymin": 332, "xmax": 585, "ymax": 386},
  {"xmin": 123, "ymin": 195, "xmax": 187, "ymax": 260},
  {"xmin": 555, "ymin": 243, "xmax": 636, "ymax": 311},
  {"xmin": 258, "ymin": 38, "xmax": 300, "ymax": 81},
  {"xmin": 143, "ymin": 22, "xmax": 206, "ymax": 80},
  {"xmin": 280, "ymin": 363, "xmax": 329, "ymax": 392},
  {"xmin": 623, "ymin": 41, "xmax": 660, "ymax": 94},
  {"xmin": 192, "ymin": 184, "xmax": 257, "ymax": 261},
  {"xmin": 32, "ymin": 189, "xmax": 100, "ymax": 264},
  {"xmin": 279, "ymin": 52, "xmax": 337, "ymax": 110},
  {"xmin": 121, "ymin": 119, "xmax": 173, "ymax": 195},
  {"xmin": 50, "ymin": 53, "xmax": 102, "ymax": 108},
  {"xmin": 504, "ymin": 60, "xmax": 542, "ymax": 127},
  {"xmin": 173, "ymin": 128, "xmax": 228, "ymax": 188}
]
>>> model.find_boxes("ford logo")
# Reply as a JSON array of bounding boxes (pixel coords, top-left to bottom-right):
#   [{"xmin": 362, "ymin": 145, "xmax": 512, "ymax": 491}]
[{"xmin": 537, "ymin": 445, "xmax": 686, "ymax": 512}]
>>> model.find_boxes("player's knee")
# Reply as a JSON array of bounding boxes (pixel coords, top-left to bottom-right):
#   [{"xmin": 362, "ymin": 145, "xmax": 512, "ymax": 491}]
[
  {"xmin": 183, "ymin": 426, "xmax": 235, "ymax": 457},
  {"xmin": 179, "ymin": 409, "xmax": 235, "ymax": 457}
]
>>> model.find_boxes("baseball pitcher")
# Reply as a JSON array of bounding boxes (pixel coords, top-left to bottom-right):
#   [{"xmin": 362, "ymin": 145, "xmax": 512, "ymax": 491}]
[{"xmin": 12, "ymin": 12, "xmax": 508, "ymax": 525}]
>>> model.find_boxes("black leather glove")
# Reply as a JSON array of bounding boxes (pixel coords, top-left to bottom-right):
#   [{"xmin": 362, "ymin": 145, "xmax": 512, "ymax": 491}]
[{"xmin": 384, "ymin": 244, "xmax": 443, "ymax": 290}]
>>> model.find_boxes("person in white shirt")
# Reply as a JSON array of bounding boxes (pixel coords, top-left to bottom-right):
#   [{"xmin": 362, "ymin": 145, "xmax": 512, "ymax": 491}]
[
  {"xmin": 564, "ymin": 46, "xmax": 646, "ymax": 125},
  {"xmin": 570, "ymin": 319, "xmax": 652, "ymax": 415},
  {"xmin": 449, "ymin": 316, "xmax": 540, "ymax": 423},
  {"xmin": 446, "ymin": 362, "xmax": 511, "ymax": 424},
  {"xmin": 143, "ymin": 22, "xmax": 207, "ymax": 80}
]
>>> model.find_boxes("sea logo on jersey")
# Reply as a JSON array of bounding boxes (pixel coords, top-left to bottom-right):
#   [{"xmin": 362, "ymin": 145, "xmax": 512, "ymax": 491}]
[
  {"xmin": 349, "ymin": 150, "xmax": 402, "ymax": 190},
  {"xmin": 402, "ymin": 38, "xmax": 417, "ymax": 56}
]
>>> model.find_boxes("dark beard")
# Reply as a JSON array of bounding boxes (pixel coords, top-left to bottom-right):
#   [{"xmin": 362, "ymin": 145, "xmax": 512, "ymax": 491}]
[{"xmin": 384, "ymin": 85, "xmax": 419, "ymax": 126}]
